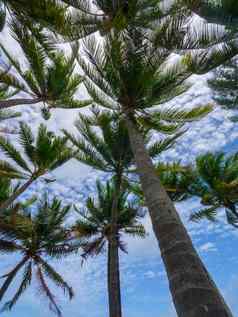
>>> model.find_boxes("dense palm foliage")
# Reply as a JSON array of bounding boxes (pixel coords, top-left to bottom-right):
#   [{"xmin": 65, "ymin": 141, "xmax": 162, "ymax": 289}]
[
  {"xmin": 64, "ymin": 108, "xmax": 180, "ymax": 177},
  {"xmin": 74, "ymin": 180, "xmax": 145, "ymax": 259},
  {"xmin": 0, "ymin": 122, "xmax": 73, "ymax": 212},
  {"xmin": 0, "ymin": 194, "xmax": 79, "ymax": 316},
  {"xmin": 73, "ymin": 180, "xmax": 145, "ymax": 317},
  {"xmin": 189, "ymin": 152, "xmax": 238, "ymax": 227},
  {"xmin": 78, "ymin": 34, "xmax": 212, "ymax": 135}
]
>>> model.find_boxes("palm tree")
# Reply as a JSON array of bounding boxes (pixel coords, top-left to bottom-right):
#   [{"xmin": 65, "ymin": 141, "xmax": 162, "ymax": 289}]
[
  {"xmin": 0, "ymin": 122, "xmax": 73, "ymax": 213},
  {"xmin": 0, "ymin": 21, "xmax": 91, "ymax": 116},
  {"xmin": 77, "ymin": 34, "xmax": 234, "ymax": 316},
  {"xmin": 189, "ymin": 152, "xmax": 238, "ymax": 227},
  {"xmin": 0, "ymin": 194, "xmax": 80, "ymax": 316},
  {"xmin": 72, "ymin": 180, "xmax": 146, "ymax": 317},
  {"xmin": 64, "ymin": 108, "xmax": 177, "ymax": 317}
]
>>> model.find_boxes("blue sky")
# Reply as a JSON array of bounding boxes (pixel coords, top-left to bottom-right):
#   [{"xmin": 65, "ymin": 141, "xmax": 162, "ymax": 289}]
[{"xmin": 0, "ymin": 25, "xmax": 238, "ymax": 317}]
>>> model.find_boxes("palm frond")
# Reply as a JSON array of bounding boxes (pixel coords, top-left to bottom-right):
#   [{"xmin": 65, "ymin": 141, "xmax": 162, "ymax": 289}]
[
  {"xmin": 190, "ymin": 206, "xmax": 218, "ymax": 223},
  {"xmin": 0, "ymin": 136, "xmax": 31, "ymax": 173},
  {"xmin": 1, "ymin": 261, "xmax": 32, "ymax": 311}
]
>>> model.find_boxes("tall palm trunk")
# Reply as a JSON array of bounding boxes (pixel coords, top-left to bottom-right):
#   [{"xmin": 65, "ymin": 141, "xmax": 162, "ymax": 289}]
[
  {"xmin": 125, "ymin": 117, "xmax": 233, "ymax": 317},
  {"xmin": 107, "ymin": 173, "xmax": 123, "ymax": 317},
  {"xmin": 0, "ymin": 177, "xmax": 35, "ymax": 213},
  {"xmin": 107, "ymin": 234, "xmax": 122, "ymax": 317}
]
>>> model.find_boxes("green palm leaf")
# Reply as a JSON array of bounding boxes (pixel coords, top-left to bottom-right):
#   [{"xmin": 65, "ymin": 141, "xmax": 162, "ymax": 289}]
[{"xmin": 0, "ymin": 136, "xmax": 31, "ymax": 173}]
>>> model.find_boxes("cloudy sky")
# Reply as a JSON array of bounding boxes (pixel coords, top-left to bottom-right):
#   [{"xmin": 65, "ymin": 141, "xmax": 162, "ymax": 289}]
[{"xmin": 0, "ymin": 24, "xmax": 238, "ymax": 317}]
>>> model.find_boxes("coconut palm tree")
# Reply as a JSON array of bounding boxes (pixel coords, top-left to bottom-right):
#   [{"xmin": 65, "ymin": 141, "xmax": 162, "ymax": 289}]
[
  {"xmin": 0, "ymin": 20, "xmax": 91, "ymax": 117},
  {"xmin": 0, "ymin": 193, "xmax": 80, "ymax": 316},
  {"xmin": 0, "ymin": 122, "xmax": 73, "ymax": 213},
  {"xmin": 77, "ymin": 33, "xmax": 234, "ymax": 316},
  {"xmin": 189, "ymin": 152, "xmax": 238, "ymax": 227},
  {"xmin": 72, "ymin": 180, "xmax": 146, "ymax": 317},
  {"xmin": 64, "ymin": 108, "xmax": 177, "ymax": 317}
]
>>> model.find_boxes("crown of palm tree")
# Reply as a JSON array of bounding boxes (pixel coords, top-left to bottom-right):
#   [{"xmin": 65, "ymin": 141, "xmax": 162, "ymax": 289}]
[
  {"xmin": 0, "ymin": 122, "xmax": 73, "ymax": 212},
  {"xmin": 0, "ymin": 194, "xmax": 80, "ymax": 316},
  {"xmin": 0, "ymin": 21, "xmax": 91, "ymax": 117},
  {"xmin": 73, "ymin": 179, "xmax": 146, "ymax": 259},
  {"xmin": 189, "ymin": 152, "xmax": 238, "ymax": 226},
  {"xmin": 78, "ymin": 34, "xmax": 213, "ymax": 138},
  {"xmin": 0, "ymin": 122, "xmax": 73, "ymax": 180},
  {"xmin": 64, "ymin": 108, "xmax": 181, "ymax": 176}
]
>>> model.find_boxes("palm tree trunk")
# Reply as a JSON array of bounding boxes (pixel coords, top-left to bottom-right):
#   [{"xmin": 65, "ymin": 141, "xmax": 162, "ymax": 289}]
[
  {"xmin": 125, "ymin": 116, "xmax": 233, "ymax": 317},
  {"xmin": 0, "ymin": 97, "xmax": 43, "ymax": 109},
  {"xmin": 107, "ymin": 173, "xmax": 123, "ymax": 317},
  {"xmin": 107, "ymin": 234, "xmax": 122, "ymax": 317},
  {"xmin": 0, "ymin": 177, "xmax": 35, "ymax": 213}
]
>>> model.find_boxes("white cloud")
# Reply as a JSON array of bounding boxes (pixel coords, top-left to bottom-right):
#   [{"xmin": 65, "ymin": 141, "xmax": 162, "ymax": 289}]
[{"xmin": 199, "ymin": 242, "xmax": 217, "ymax": 253}]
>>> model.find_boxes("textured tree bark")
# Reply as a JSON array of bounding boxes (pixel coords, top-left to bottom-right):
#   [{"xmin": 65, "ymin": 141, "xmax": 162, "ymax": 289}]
[
  {"xmin": 0, "ymin": 97, "xmax": 42, "ymax": 109},
  {"xmin": 125, "ymin": 117, "xmax": 233, "ymax": 317},
  {"xmin": 107, "ymin": 234, "xmax": 122, "ymax": 317},
  {"xmin": 107, "ymin": 173, "xmax": 123, "ymax": 317},
  {"xmin": 0, "ymin": 177, "xmax": 35, "ymax": 213}
]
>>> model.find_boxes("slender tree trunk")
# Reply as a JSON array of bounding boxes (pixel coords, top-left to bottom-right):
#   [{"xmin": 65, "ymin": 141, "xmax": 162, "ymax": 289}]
[
  {"xmin": 107, "ymin": 173, "xmax": 123, "ymax": 317},
  {"xmin": 0, "ymin": 177, "xmax": 35, "ymax": 213},
  {"xmin": 0, "ymin": 97, "xmax": 42, "ymax": 109},
  {"xmin": 107, "ymin": 235, "xmax": 122, "ymax": 317},
  {"xmin": 125, "ymin": 116, "xmax": 233, "ymax": 317}
]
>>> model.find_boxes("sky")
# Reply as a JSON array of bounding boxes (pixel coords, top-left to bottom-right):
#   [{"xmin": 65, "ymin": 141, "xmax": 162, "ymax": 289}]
[{"xmin": 0, "ymin": 21, "xmax": 238, "ymax": 317}]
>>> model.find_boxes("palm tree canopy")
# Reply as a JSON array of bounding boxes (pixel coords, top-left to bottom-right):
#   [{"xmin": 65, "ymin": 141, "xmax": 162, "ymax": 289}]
[
  {"xmin": 73, "ymin": 180, "xmax": 146, "ymax": 259},
  {"xmin": 0, "ymin": 22, "xmax": 91, "ymax": 116},
  {"xmin": 78, "ymin": 34, "xmax": 213, "ymax": 141},
  {"xmin": 188, "ymin": 152, "xmax": 238, "ymax": 226},
  {"xmin": 0, "ymin": 122, "xmax": 73, "ymax": 180},
  {"xmin": 64, "ymin": 108, "xmax": 179, "ymax": 175},
  {"xmin": 0, "ymin": 194, "xmax": 80, "ymax": 315}
]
